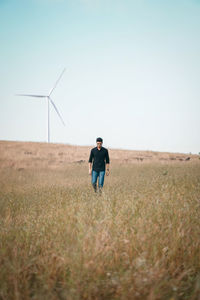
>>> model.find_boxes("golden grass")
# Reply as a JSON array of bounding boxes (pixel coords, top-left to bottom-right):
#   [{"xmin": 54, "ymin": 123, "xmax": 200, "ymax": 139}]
[{"xmin": 0, "ymin": 141, "xmax": 200, "ymax": 299}]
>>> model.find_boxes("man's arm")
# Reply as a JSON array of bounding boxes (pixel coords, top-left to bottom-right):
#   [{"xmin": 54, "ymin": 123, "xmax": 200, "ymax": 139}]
[
  {"xmin": 106, "ymin": 163, "xmax": 110, "ymax": 175},
  {"xmin": 105, "ymin": 150, "xmax": 110, "ymax": 175},
  {"xmin": 88, "ymin": 150, "xmax": 93, "ymax": 175},
  {"xmin": 88, "ymin": 162, "xmax": 92, "ymax": 175}
]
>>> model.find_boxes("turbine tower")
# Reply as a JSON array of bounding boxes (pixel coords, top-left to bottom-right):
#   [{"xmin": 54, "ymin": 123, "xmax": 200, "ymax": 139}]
[{"xmin": 16, "ymin": 68, "xmax": 66, "ymax": 143}]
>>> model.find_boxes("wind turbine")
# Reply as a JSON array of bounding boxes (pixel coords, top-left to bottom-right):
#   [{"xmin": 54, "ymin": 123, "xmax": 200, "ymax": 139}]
[{"xmin": 16, "ymin": 68, "xmax": 66, "ymax": 143}]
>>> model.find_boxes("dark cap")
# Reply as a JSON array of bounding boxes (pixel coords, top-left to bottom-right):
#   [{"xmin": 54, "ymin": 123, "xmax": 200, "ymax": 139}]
[{"xmin": 96, "ymin": 137, "xmax": 103, "ymax": 143}]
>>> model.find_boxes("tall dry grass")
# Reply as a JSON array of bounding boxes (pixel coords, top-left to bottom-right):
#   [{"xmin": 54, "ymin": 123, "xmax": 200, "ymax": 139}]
[{"xmin": 0, "ymin": 145, "xmax": 200, "ymax": 299}]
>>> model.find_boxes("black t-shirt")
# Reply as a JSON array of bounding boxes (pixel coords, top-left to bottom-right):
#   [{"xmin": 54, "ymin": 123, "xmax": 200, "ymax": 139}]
[{"xmin": 88, "ymin": 146, "xmax": 110, "ymax": 172}]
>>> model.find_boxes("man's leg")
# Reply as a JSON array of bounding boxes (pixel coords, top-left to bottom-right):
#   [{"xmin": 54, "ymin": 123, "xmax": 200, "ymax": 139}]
[
  {"xmin": 98, "ymin": 170, "xmax": 105, "ymax": 193},
  {"xmin": 91, "ymin": 170, "xmax": 99, "ymax": 192}
]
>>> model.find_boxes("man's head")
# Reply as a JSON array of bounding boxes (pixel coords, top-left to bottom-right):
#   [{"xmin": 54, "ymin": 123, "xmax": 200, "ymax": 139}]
[{"xmin": 96, "ymin": 137, "xmax": 103, "ymax": 149}]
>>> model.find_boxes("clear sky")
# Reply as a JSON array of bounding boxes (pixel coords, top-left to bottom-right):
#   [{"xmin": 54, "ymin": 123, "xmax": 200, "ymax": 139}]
[{"xmin": 0, "ymin": 0, "xmax": 200, "ymax": 154}]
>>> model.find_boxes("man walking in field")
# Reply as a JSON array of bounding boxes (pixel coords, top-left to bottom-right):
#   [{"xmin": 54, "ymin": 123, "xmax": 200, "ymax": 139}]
[{"xmin": 88, "ymin": 137, "xmax": 110, "ymax": 193}]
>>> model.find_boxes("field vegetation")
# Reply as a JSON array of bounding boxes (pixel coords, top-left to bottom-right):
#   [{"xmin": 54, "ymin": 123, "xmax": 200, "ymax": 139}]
[{"xmin": 0, "ymin": 141, "xmax": 200, "ymax": 299}]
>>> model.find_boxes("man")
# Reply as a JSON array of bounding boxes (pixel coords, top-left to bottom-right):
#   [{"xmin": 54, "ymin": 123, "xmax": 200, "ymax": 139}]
[{"xmin": 88, "ymin": 137, "xmax": 110, "ymax": 193}]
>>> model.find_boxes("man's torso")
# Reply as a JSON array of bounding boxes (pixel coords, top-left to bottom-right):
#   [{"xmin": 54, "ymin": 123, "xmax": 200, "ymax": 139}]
[{"xmin": 91, "ymin": 147, "xmax": 108, "ymax": 172}]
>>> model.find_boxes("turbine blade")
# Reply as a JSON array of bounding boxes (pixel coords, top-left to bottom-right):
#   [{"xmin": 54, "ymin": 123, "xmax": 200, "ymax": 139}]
[
  {"xmin": 49, "ymin": 97, "xmax": 65, "ymax": 126},
  {"xmin": 16, "ymin": 94, "xmax": 46, "ymax": 98},
  {"xmin": 48, "ymin": 68, "xmax": 66, "ymax": 97}
]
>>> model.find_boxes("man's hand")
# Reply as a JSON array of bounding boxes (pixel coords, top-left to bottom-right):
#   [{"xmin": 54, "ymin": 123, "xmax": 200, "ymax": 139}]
[
  {"xmin": 88, "ymin": 162, "xmax": 92, "ymax": 175},
  {"xmin": 106, "ymin": 163, "xmax": 110, "ymax": 176}
]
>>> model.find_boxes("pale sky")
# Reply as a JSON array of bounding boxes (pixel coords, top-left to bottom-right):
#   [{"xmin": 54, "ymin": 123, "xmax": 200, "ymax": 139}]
[{"xmin": 0, "ymin": 0, "xmax": 200, "ymax": 154}]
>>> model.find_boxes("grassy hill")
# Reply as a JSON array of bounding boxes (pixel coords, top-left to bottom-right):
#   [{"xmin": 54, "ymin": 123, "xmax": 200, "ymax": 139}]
[{"xmin": 0, "ymin": 140, "xmax": 198, "ymax": 170}]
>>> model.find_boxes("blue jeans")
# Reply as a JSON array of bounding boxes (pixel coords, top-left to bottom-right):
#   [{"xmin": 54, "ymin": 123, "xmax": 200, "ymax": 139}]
[{"xmin": 91, "ymin": 170, "xmax": 105, "ymax": 192}]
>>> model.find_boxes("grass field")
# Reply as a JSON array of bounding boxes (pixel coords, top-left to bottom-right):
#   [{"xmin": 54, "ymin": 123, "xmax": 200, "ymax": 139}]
[{"xmin": 0, "ymin": 141, "xmax": 200, "ymax": 300}]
